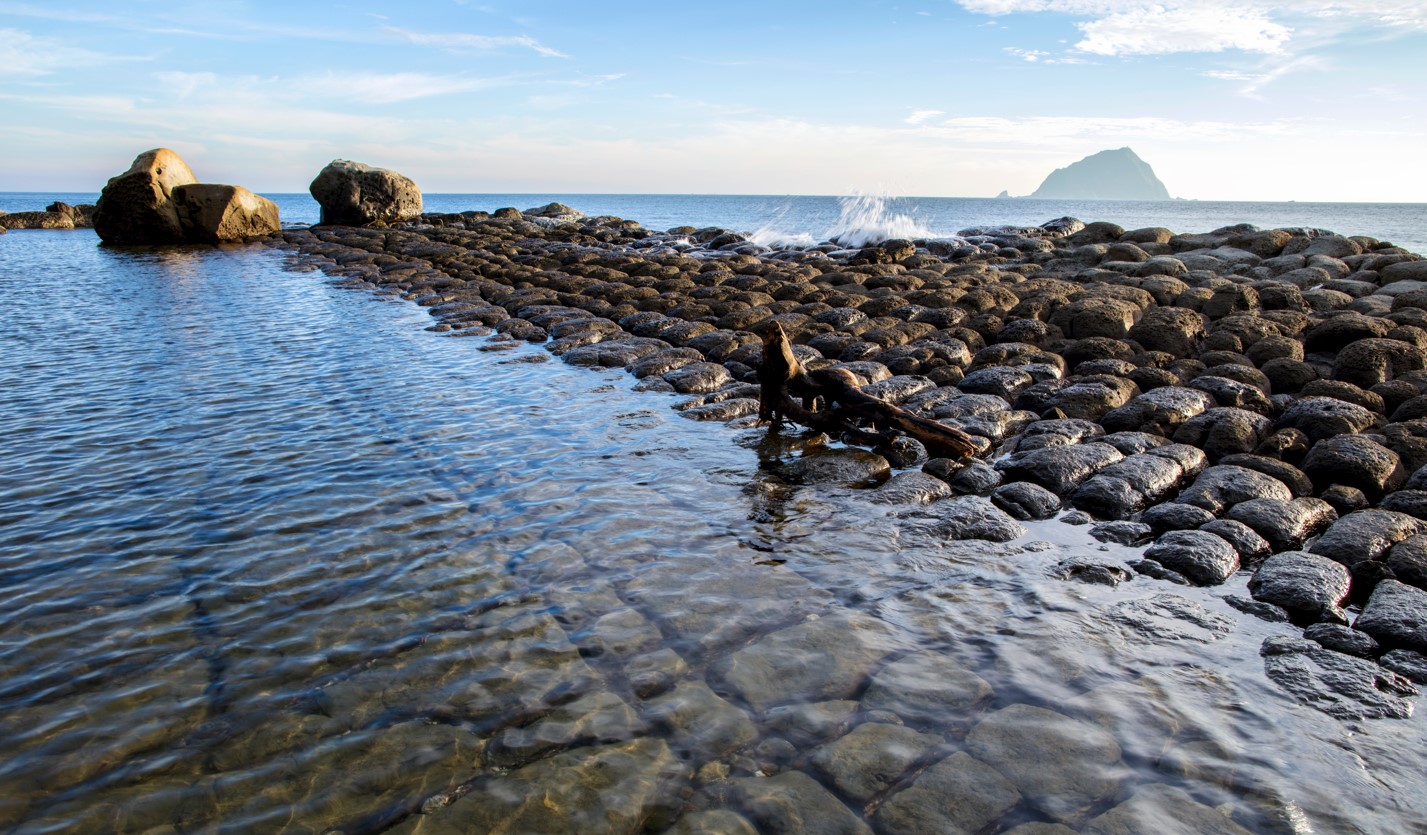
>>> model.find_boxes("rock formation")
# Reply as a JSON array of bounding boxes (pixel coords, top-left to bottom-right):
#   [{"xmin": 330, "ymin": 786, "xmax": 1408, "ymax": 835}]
[
  {"xmin": 92, "ymin": 148, "xmax": 279, "ymax": 245},
  {"xmin": 1031, "ymin": 148, "xmax": 1171, "ymax": 201},
  {"xmin": 308, "ymin": 159, "xmax": 422, "ymax": 226}
]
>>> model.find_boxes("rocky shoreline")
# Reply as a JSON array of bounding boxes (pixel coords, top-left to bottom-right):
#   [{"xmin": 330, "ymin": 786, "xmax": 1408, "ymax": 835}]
[{"xmin": 263, "ymin": 203, "xmax": 1427, "ymax": 711}]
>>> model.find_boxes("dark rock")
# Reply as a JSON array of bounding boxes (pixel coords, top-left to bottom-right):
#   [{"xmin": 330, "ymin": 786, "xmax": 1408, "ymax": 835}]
[
  {"xmin": 1304, "ymin": 311, "xmax": 1393, "ymax": 353},
  {"xmin": 965, "ymin": 704, "xmax": 1122, "ymax": 823},
  {"xmin": 956, "ymin": 366, "xmax": 1033, "ymax": 400},
  {"xmin": 1126, "ymin": 307, "xmax": 1206, "ymax": 358},
  {"xmin": 925, "ymin": 459, "xmax": 1001, "ymax": 494},
  {"xmin": 1225, "ymin": 497, "xmax": 1337, "ymax": 552},
  {"xmin": 1071, "ymin": 445, "xmax": 1205, "ymax": 520},
  {"xmin": 872, "ymin": 752, "xmax": 1020, "ymax": 835},
  {"xmin": 1188, "ymin": 375, "xmax": 1274, "ymax": 414},
  {"xmin": 1175, "ymin": 465, "xmax": 1292, "ymax": 515},
  {"xmin": 1048, "ymin": 297, "xmax": 1142, "ymax": 340},
  {"xmin": 1301, "ymin": 379, "xmax": 1385, "ymax": 414},
  {"xmin": 1387, "ymin": 535, "xmax": 1427, "ymax": 590},
  {"xmin": 1309, "ymin": 509, "xmax": 1422, "ymax": 566},
  {"xmin": 1200, "ymin": 518, "xmax": 1271, "ymax": 564},
  {"xmin": 917, "ymin": 496, "xmax": 1027, "ymax": 542},
  {"xmin": 1301, "ymin": 435, "xmax": 1404, "ymax": 498},
  {"xmin": 1143, "ymin": 530, "xmax": 1240, "ymax": 585},
  {"xmin": 1350, "ymin": 560, "xmax": 1397, "ymax": 606},
  {"xmin": 92, "ymin": 148, "xmax": 198, "ymax": 244},
  {"xmin": 1380, "ymin": 649, "xmax": 1427, "ymax": 684},
  {"xmin": 992, "ymin": 481, "xmax": 1061, "ymax": 520},
  {"xmin": 1260, "ymin": 358, "xmax": 1320, "ymax": 394},
  {"xmin": 996, "ymin": 442, "xmax": 1124, "ymax": 494},
  {"xmin": 1171, "ymin": 407, "xmax": 1273, "ymax": 462},
  {"xmin": 1051, "ymin": 558, "xmax": 1134, "ymax": 586},
  {"xmin": 1217, "ymin": 454, "xmax": 1314, "ymax": 496},
  {"xmin": 868, "ymin": 472, "xmax": 953, "ymax": 505},
  {"xmin": 1100, "ymin": 386, "xmax": 1215, "ymax": 436},
  {"xmin": 1224, "ymin": 594, "xmax": 1291, "ymax": 622},
  {"xmin": 1255, "ymin": 427, "xmax": 1311, "ymax": 463},
  {"xmin": 1320, "ymin": 484, "xmax": 1370, "ymax": 516},
  {"xmin": 663, "ymin": 361, "xmax": 733, "ymax": 394},
  {"xmin": 782, "ymin": 450, "xmax": 891, "ymax": 487},
  {"xmin": 1140, "ymin": 501, "xmax": 1216, "ymax": 534},
  {"xmin": 1274, "ymin": 396, "xmax": 1377, "ymax": 442},
  {"xmin": 1098, "ymin": 431, "xmax": 1168, "ymax": 455},
  {"xmin": 1090, "ymin": 520, "xmax": 1154, "ymax": 545},
  {"xmin": 1304, "ymin": 623, "xmax": 1380, "ymax": 657},
  {"xmin": 1259, "ymin": 636, "xmax": 1416, "ymax": 719},
  {"xmin": 309, "ymin": 158, "xmax": 422, "ymax": 226},
  {"xmin": 1334, "ymin": 338, "xmax": 1427, "ymax": 388},
  {"xmin": 1354, "ymin": 580, "xmax": 1427, "ymax": 654},
  {"xmin": 1001, "ymin": 418, "xmax": 1105, "ymax": 453}
]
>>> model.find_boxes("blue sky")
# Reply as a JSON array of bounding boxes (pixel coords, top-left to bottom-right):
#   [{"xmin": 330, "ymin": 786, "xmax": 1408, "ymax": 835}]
[{"xmin": 2, "ymin": 0, "xmax": 1424, "ymax": 201}]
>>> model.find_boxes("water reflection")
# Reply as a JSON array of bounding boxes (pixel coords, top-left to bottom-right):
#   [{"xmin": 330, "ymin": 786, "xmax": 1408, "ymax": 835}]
[{"xmin": 0, "ymin": 233, "xmax": 1423, "ymax": 833}]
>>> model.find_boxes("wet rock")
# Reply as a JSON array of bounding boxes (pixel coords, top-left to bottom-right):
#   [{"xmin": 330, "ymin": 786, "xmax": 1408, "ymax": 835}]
[
  {"xmin": 579, "ymin": 607, "xmax": 663, "ymax": 658},
  {"xmin": 667, "ymin": 810, "xmax": 759, "ymax": 835},
  {"xmin": 663, "ymin": 362, "xmax": 733, "ymax": 394},
  {"xmin": 1350, "ymin": 560, "xmax": 1396, "ymax": 606},
  {"xmin": 1380, "ymin": 649, "xmax": 1427, "ymax": 684},
  {"xmin": 868, "ymin": 472, "xmax": 953, "ymax": 505},
  {"xmin": 956, "ymin": 366, "xmax": 1033, "ymax": 400},
  {"xmin": 1101, "ymin": 386, "xmax": 1215, "ymax": 436},
  {"xmin": 1171, "ymin": 407, "xmax": 1273, "ymax": 461},
  {"xmin": 809, "ymin": 722, "xmax": 942, "ymax": 803},
  {"xmin": 1140, "ymin": 502, "xmax": 1215, "ymax": 534},
  {"xmin": 1098, "ymin": 431, "xmax": 1168, "ymax": 455},
  {"xmin": 925, "ymin": 458, "xmax": 1001, "ymax": 494},
  {"xmin": 965, "ymin": 704, "xmax": 1122, "ymax": 823},
  {"xmin": 860, "ymin": 651, "xmax": 992, "ymax": 728},
  {"xmin": 713, "ymin": 612, "xmax": 903, "ymax": 712},
  {"xmin": 917, "ymin": 496, "xmax": 1027, "ymax": 542},
  {"xmin": 417, "ymin": 738, "xmax": 684, "ymax": 833},
  {"xmin": 1216, "ymin": 454, "xmax": 1313, "ymax": 497},
  {"xmin": 1309, "ymin": 509, "xmax": 1422, "ymax": 566},
  {"xmin": 992, "ymin": 481, "xmax": 1061, "ymax": 520},
  {"xmin": 1274, "ymin": 396, "xmax": 1377, "ymax": 442},
  {"xmin": 862, "ymin": 375, "xmax": 935, "ymax": 405},
  {"xmin": 728, "ymin": 770, "xmax": 871, "ymax": 835},
  {"xmin": 1071, "ymin": 445, "xmax": 1205, "ymax": 520},
  {"xmin": 680, "ymin": 398, "xmax": 761, "ymax": 422},
  {"xmin": 871, "ymin": 751, "xmax": 1020, "ymax": 835},
  {"xmin": 997, "ymin": 442, "xmax": 1124, "ymax": 494},
  {"xmin": 1104, "ymin": 593, "xmax": 1233, "ymax": 643},
  {"xmin": 1200, "ymin": 518, "xmax": 1271, "ymax": 564},
  {"xmin": 1082, "ymin": 783, "xmax": 1252, "ymax": 835},
  {"xmin": 1001, "ymin": 418, "xmax": 1106, "ymax": 453},
  {"xmin": 486, "ymin": 690, "xmax": 641, "ymax": 768},
  {"xmin": 1247, "ymin": 551, "xmax": 1351, "ymax": 624},
  {"xmin": 1387, "ymin": 535, "xmax": 1427, "ymax": 590},
  {"xmin": 1089, "ymin": 520, "xmax": 1153, "ymax": 545},
  {"xmin": 782, "ymin": 449, "xmax": 891, "ymax": 487},
  {"xmin": 1224, "ymin": 497, "xmax": 1337, "ymax": 552},
  {"xmin": 1334, "ymin": 338, "xmax": 1427, "ymax": 389},
  {"xmin": 1176, "ymin": 464, "xmax": 1293, "ymax": 516},
  {"xmin": 563, "ymin": 337, "xmax": 669, "ymax": 368},
  {"xmin": 626, "ymin": 649, "xmax": 689, "ymax": 699},
  {"xmin": 309, "ymin": 158, "xmax": 422, "ymax": 226},
  {"xmin": 1143, "ymin": 530, "xmax": 1240, "ymax": 585},
  {"xmin": 1304, "ymin": 622, "xmax": 1380, "ymax": 658},
  {"xmin": 1301, "ymin": 434, "xmax": 1404, "ymax": 499},
  {"xmin": 1260, "ymin": 358, "xmax": 1319, "ymax": 394},
  {"xmin": 1355, "ymin": 580, "xmax": 1427, "ymax": 653},
  {"xmin": 1189, "ymin": 375, "xmax": 1273, "ymax": 415},
  {"xmin": 646, "ymin": 680, "xmax": 758, "ymax": 756},
  {"xmin": 1320, "ymin": 484, "xmax": 1370, "ymax": 516},
  {"xmin": 1051, "ymin": 558, "xmax": 1134, "ymax": 586},
  {"xmin": 764, "ymin": 701, "xmax": 858, "ymax": 748},
  {"xmin": 1126, "ymin": 307, "xmax": 1206, "ymax": 358},
  {"xmin": 1224, "ymin": 595, "xmax": 1291, "ymax": 622},
  {"xmin": 1260, "ymin": 636, "xmax": 1416, "ymax": 719}
]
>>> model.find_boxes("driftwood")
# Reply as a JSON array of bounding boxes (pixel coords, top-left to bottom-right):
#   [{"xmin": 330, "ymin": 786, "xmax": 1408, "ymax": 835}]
[{"xmin": 757, "ymin": 323, "xmax": 978, "ymax": 460}]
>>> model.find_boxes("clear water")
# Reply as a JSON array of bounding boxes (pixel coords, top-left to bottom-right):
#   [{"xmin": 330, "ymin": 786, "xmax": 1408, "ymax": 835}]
[
  {"xmin": 6, "ymin": 191, "xmax": 1426, "ymax": 255},
  {"xmin": 1, "ymin": 230, "xmax": 1425, "ymax": 833}
]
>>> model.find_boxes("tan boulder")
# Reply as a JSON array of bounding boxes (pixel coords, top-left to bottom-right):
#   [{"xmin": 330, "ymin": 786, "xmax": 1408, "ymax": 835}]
[
  {"xmin": 173, "ymin": 184, "xmax": 280, "ymax": 243},
  {"xmin": 0, "ymin": 211, "xmax": 75, "ymax": 230},
  {"xmin": 93, "ymin": 148, "xmax": 198, "ymax": 244},
  {"xmin": 309, "ymin": 159, "xmax": 422, "ymax": 225}
]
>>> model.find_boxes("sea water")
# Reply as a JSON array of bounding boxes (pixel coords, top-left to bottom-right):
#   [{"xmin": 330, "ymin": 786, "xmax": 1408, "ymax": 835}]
[
  {"xmin": 1, "ymin": 217, "xmax": 1426, "ymax": 832},
  {"xmin": 6, "ymin": 192, "xmax": 1426, "ymax": 254}
]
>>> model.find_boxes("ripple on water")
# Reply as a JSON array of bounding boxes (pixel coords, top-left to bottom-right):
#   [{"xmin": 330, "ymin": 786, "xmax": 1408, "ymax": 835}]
[{"xmin": 0, "ymin": 232, "xmax": 1424, "ymax": 833}]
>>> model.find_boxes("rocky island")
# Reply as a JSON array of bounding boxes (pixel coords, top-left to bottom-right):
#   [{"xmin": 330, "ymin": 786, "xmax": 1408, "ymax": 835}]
[{"xmin": 1028, "ymin": 148, "xmax": 1172, "ymax": 201}]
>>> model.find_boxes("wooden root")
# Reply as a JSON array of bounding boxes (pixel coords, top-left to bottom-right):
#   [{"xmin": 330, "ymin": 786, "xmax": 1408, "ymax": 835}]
[{"xmin": 756, "ymin": 322, "xmax": 978, "ymax": 460}]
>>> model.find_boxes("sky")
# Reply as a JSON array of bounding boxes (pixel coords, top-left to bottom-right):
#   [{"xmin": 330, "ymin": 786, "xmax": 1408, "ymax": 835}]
[{"xmin": 1, "ymin": 0, "xmax": 1424, "ymax": 201}]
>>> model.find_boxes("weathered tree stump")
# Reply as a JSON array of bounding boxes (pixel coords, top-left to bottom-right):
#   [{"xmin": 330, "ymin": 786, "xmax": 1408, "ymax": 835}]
[{"xmin": 757, "ymin": 323, "xmax": 977, "ymax": 460}]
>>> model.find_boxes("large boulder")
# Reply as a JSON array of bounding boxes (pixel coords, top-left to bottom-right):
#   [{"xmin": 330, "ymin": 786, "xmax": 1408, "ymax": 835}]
[
  {"xmin": 171, "ymin": 184, "xmax": 280, "ymax": 243},
  {"xmin": 93, "ymin": 148, "xmax": 198, "ymax": 244},
  {"xmin": 309, "ymin": 159, "xmax": 423, "ymax": 225}
]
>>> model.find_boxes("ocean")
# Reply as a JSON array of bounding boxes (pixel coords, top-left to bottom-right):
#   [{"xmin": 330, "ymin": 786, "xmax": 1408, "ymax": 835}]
[
  {"xmin": 2, "ymin": 195, "xmax": 1426, "ymax": 832},
  {"xmin": 6, "ymin": 191, "xmax": 1426, "ymax": 255}
]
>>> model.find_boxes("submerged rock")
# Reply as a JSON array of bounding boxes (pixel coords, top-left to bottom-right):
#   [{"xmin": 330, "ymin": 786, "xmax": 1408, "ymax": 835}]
[
  {"xmin": 872, "ymin": 751, "xmax": 1021, "ymax": 835},
  {"xmin": 1260, "ymin": 636, "xmax": 1416, "ymax": 720}
]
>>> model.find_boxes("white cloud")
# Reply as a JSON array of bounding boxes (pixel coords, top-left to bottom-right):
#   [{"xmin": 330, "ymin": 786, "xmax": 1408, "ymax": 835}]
[
  {"xmin": 0, "ymin": 27, "xmax": 144, "ymax": 77},
  {"xmin": 1201, "ymin": 54, "xmax": 1327, "ymax": 96},
  {"xmin": 1076, "ymin": 6, "xmax": 1290, "ymax": 55},
  {"xmin": 385, "ymin": 26, "xmax": 568, "ymax": 58},
  {"xmin": 1004, "ymin": 46, "xmax": 1093, "ymax": 62},
  {"xmin": 905, "ymin": 109, "xmax": 944, "ymax": 125},
  {"xmin": 297, "ymin": 71, "xmax": 506, "ymax": 104}
]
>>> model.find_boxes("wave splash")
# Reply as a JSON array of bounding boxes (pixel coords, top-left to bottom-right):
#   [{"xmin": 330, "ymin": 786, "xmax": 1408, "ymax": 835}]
[{"xmin": 748, "ymin": 193, "xmax": 937, "ymax": 249}]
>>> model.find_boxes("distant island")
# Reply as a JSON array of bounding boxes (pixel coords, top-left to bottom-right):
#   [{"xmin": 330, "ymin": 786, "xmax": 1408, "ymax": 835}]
[{"xmin": 1021, "ymin": 147, "xmax": 1171, "ymax": 201}]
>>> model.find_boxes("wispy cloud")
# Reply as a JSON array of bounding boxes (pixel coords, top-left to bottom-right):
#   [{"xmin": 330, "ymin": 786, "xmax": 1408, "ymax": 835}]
[
  {"xmin": 0, "ymin": 26, "xmax": 148, "ymax": 77},
  {"xmin": 1202, "ymin": 54, "xmax": 1327, "ymax": 96},
  {"xmin": 1003, "ymin": 47, "xmax": 1092, "ymax": 63},
  {"xmin": 905, "ymin": 109, "xmax": 944, "ymax": 125},
  {"xmin": 385, "ymin": 26, "xmax": 568, "ymax": 58},
  {"xmin": 1076, "ymin": 6, "xmax": 1290, "ymax": 55}
]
